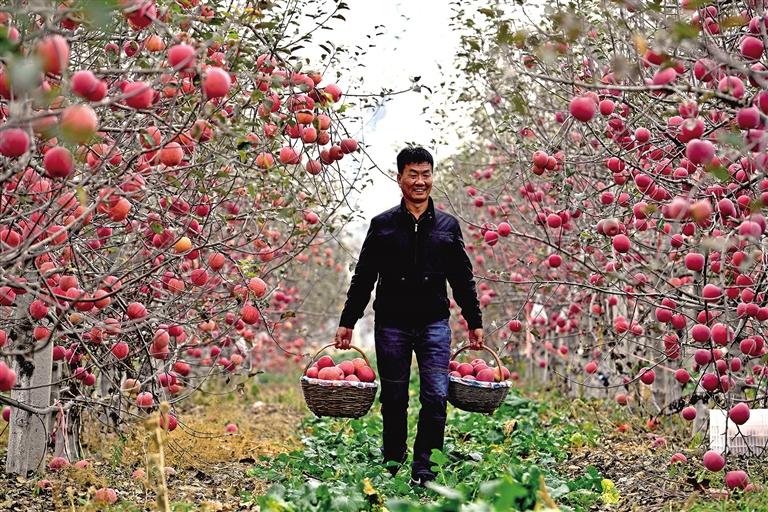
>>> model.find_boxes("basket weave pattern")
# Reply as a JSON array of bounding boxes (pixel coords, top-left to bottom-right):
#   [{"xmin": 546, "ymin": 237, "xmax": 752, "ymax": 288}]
[
  {"xmin": 447, "ymin": 345, "xmax": 510, "ymax": 414},
  {"xmin": 301, "ymin": 377, "xmax": 377, "ymax": 418},
  {"xmin": 299, "ymin": 343, "xmax": 378, "ymax": 418}
]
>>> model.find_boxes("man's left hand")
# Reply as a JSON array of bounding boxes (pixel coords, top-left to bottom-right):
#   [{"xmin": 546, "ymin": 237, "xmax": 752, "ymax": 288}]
[{"xmin": 468, "ymin": 328, "xmax": 484, "ymax": 350}]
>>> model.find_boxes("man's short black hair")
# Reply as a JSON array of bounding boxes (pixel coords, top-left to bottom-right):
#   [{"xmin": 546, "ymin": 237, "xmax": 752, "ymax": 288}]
[{"xmin": 397, "ymin": 147, "xmax": 434, "ymax": 174}]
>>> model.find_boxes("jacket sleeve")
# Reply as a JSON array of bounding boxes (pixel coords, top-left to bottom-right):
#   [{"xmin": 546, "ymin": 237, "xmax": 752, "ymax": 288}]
[
  {"xmin": 446, "ymin": 220, "xmax": 483, "ymax": 330},
  {"xmin": 338, "ymin": 218, "xmax": 379, "ymax": 329}
]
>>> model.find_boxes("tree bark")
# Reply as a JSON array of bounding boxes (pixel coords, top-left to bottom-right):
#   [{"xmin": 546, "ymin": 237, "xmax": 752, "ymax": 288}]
[{"xmin": 6, "ymin": 290, "xmax": 54, "ymax": 475}]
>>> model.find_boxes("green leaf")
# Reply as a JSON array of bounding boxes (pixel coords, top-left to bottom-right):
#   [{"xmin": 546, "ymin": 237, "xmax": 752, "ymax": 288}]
[
  {"xmin": 721, "ymin": 15, "xmax": 748, "ymax": 29},
  {"xmin": 508, "ymin": 92, "xmax": 528, "ymax": 114},
  {"xmin": 671, "ymin": 22, "xmax": 700, "ymax": 41},
  {"xmin": 706, "ymin": 164, "xmax": 730, "ymax": 182},
  {"xmin": 81, "ymin": 0, "xmax": 119, "ymax": 29},
  {"xmin": 717, "ymin": 130, "xmax": 744, "ymax": 148},
  {"xmin": 0, "ymin": 28, "xmax": 20, "ymax": 55}
]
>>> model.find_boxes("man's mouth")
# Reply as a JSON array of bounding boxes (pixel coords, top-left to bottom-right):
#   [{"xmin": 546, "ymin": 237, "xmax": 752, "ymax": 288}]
[{"xmin": 414, "ymin": 188, "xmax": 426, "ymax": 193}]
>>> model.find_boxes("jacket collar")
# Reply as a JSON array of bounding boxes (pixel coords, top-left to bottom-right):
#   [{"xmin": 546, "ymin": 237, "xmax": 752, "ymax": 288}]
[{"xmin": 399, "ymin": 196, "xmax": 435, "ymax": 223}]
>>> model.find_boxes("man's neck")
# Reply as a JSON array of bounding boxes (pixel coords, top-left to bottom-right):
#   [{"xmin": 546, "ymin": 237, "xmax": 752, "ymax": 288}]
[{"xmin": 404, "ymin": 198, "xmax": 429, "ymax": 220}]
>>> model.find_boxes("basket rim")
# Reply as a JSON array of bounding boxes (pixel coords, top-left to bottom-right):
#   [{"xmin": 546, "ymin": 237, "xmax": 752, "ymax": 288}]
[
  {"xmin": 300, "ymin": 375, "xmax": 378, "ymax": 388},
  {"xmin": 449, "ymin": 375, "xmax": 511, "ymax": 389}
]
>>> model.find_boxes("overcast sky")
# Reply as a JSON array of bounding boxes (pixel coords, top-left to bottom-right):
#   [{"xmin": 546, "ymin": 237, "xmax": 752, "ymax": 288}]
[
  {"xmin": 325, "ymin": 0, "xmax": 469, "ymax": 226},
  {"xmin": 300, "ymin": 0, "xmax": 472, "ymax": 339}
]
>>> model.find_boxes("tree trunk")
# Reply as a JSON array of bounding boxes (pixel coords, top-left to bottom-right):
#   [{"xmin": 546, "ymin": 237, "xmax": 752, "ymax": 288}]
[
  {"xmin": 53, "ymin": 402, "xmax": 82, "ymax": 462},
  {"xmin": 6, "ymin": 290, "xmax": 54, "ymax": 475}
]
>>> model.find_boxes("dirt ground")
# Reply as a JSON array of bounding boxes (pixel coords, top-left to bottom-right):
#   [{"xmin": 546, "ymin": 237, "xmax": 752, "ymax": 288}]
[
  {"xmin": 0, "ymin": 379, "xmax": 305, "ymax": 511},
  {"xmin": 1, "ymin": 380, "xmax": 765, "ymax": 511}
]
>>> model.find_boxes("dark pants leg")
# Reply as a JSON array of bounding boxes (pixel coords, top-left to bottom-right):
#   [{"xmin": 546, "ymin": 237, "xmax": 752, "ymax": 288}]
[
  {"xmin": 412, "ymin": 319, "xmax": 451, "ymax": 478},
  {"xmin": 374, "ymin": 319, "xmax": 451, "ymax": 479},
  {"xmin": 374, "ymin": 323, "xmax": 412, "ymax": 470}
]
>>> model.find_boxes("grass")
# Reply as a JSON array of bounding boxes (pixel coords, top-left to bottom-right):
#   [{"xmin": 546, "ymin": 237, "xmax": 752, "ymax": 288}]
[
  {"xmin": 247, "ymin": 375, "xmax": 609, "ymax": 511},
  {"xmin": 4, "ymin": 366, "xmax": 768, "ymax": 511},
  {"xmin": 246, "ymin": 371, "xmax": 768, "ymax": 512}
]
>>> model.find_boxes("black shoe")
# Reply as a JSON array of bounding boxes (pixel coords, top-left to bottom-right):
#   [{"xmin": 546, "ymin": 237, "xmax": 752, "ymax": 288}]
[
  {"xmin": 409, "ymin": 473, "xmax": 435, "ymax": 488},
  {"xmin": 383, "ymin": 452, "xmax": 407, "ymax": 476}
]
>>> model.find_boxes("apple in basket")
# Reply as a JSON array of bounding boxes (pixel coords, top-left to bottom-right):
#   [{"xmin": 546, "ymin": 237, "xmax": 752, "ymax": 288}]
[
  {"xmin": 305, "ymin": 356, "xmax": 377, "ymax": 382},
  {"xmin": 448, "ymin": 359, "xmax": 511, "ymax": 382}
]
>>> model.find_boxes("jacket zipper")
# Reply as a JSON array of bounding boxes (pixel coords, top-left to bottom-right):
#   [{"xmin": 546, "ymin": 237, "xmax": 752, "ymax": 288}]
[{"xmin": 413, "ymin": 214, "xmax": 426, "ymax": 266}]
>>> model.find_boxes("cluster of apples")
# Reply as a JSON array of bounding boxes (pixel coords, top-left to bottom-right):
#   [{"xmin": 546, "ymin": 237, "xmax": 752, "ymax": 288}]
[
  {"xmin": 449, "ymin": 358, "xmax": 511, "ymax": 382},
  {"xmin": 305, "ymin": 355, "xmax": 376, "ymax": 382}
]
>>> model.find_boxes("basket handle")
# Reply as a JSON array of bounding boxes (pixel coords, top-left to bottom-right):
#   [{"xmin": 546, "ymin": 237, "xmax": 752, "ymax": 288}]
[
  {"xmin": 450, "ymin": 344, "xmax": 504, "ymax": 382},
  {"xmin": 303, "ymin": 342, "xmax": 372, "ymax": 374}
]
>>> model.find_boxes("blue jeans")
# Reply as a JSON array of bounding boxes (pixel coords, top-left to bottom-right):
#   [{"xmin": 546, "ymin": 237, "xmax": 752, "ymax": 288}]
[{"xmin": 374, "ymin": 318, "xmax": 451, "ymax": 479}]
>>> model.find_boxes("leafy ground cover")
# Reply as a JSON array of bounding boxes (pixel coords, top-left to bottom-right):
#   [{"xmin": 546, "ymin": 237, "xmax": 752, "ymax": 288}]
[
  {"xmin": 2, "ymin": 372, "xmax": 767, "ymax": 511},
  {"xmin": 249, "ymin": 374, "xmax": 768, "ymax": 512},
  {"xmin": 249, "ymin": 376, "xmax": 608, "ymax": 511}
]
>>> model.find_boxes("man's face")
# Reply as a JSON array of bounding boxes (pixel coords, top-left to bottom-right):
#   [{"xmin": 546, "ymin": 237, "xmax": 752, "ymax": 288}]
[{"xmin": 397, "ymin": 162, "xmax": 433, "ymax": 204}]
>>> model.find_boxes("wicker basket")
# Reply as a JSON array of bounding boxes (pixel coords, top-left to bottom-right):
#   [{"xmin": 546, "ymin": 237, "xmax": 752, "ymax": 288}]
[
  {"xmin": 448, "ymin": 345, "xmax": 510, "ymax": 414},
  {"xmin": 300, "ymin": 343, "xmax": 378, "ymax": 418}
]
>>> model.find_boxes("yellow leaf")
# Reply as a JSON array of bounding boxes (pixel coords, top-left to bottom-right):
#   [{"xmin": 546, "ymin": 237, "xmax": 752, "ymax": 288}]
[
  {"xmin": 76, "ymin": 185, "xmax": 88, "ymax": 206},
  {"xmin": 362, "ymin": 477, "xmax": 376, "ymax": 496},
  {"xmin": 633, "ymin": 33, "xmax": 647, "ymax": 55},
  {"xmin": 601, "ymin": 478, "xmax": 621, "ymax": 505},
  {"xmin": 569, "ymin": 432, "xmax": 585, "ymax": 449},
  {"xmin": 535, "ymin": 475, "xmax": 560, "ymax": 510}
]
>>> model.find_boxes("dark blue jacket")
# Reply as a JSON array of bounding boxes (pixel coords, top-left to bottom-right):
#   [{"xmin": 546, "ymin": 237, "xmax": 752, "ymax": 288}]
[{"xmin": 339, "ymin": 197, "xmax": 482, "ymax": 330}]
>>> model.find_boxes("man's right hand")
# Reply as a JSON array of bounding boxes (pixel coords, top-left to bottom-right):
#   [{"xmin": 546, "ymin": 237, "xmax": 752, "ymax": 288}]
[{"xmin": 334, "ymin": 327, "xmax": 353, "ymax": 349}]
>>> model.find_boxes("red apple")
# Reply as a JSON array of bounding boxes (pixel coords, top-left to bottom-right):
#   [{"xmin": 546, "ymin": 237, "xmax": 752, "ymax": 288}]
[
  {"xmin": 71, "ymin": 70, "xmax": 100, "ymax": 98},
  {"xmin": 639, "ymin": 367, "xmax": 655, "ymax": 385},
  {"xmin": 318, "ymin": 366, "xmax": 340, "ymax": 380},
  {"xmin": 569, "ymin": 96, "xmax": 596, "ymax": 122},
  {"xmin": 702, "ymin": 450, "xmax": 725, "ymax": 471},
  {"xmin": 725, "ymin": 470, "xmax": 749, "ymax": 489},
  {"xmin": 44, "ymin": 146, "xmax": 74, "ymax": 178},
  {"xmin": 476, "ymin": 368, "xmax": 497, "ymax": 382},
  {"xmin": 168, "ymin": 43, "xmax": 196, "ymax": 71},
  {"xmin": 356, "ymin": 366, "xmax": 376, "ymax": 382},
  {"xmin": 0, "ymin": 128, "xmax": 29, "ymax": 157},
  {"xmin": 670, "ymin": 453, "xmax": 687, "ymax": 464},
  {"xmin": 60, "ymin": 104, "xmax": 98, "ymax": 143},
  {"xmin": 203, "ymin": 67, "xmax": 231, "ymax": 98},
  {"xmin": 37, "ymin": 35, "xmax": 69, "ymax": 74},
  {"xmin": 729, "ymin": 403, "xmax": 750, "ymax": 425},
  {"xmin": 136, "ymin": 391, "xmax": 154, "ymax": 408},
  {"xmin": 159, "ymin": 142, "xmax": 184, "ymax": 166},
  {"xmin": 338, "ymin": 360, "xmax": 355, "ymax": 376},
  {"xmin": 123, "ymin": 81, "xmax": 153, "ymax": 109}
]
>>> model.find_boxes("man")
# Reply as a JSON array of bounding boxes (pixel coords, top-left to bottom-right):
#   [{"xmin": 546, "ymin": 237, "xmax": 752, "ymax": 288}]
[{"xmin": 334, "ymin": 146, "xmax": 484, "ymax": 486}]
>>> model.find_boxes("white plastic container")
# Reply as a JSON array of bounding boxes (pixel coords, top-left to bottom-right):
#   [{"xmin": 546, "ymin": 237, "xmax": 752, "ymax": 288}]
[{"xmin": 709, "ymin": 408, "xmax": 768, "ymax": 456}]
